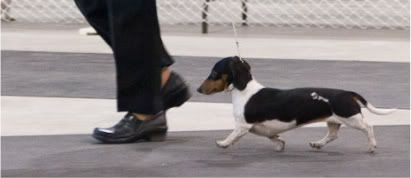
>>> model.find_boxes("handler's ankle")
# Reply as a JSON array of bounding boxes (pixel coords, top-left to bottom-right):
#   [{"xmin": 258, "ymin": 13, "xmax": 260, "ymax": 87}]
[
  {"xmin": 161, "ymin": 67, "xmax": 171, "ymax": 88},
  {"xmin": 132, "ymin": 113, "xmax": 154, "ymax": 121}
]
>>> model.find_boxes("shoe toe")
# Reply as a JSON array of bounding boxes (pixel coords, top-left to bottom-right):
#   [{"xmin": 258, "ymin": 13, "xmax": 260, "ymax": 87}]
[{"xmin": 93, "ymin": 127, "xmax": 115, "ymax": 137}]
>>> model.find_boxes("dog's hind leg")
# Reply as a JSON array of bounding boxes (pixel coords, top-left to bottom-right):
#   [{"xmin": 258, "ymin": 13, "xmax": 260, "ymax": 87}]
[
  {"xmin": 250, "ymin": 124, "xmax": 285, "ymax": 151},
  {"xmin": 338, "ymin": 114, "xmax": 377, "ymax": 153},
  {"xmin": 309, "ymin": 122, "xmax": 341, "ymax": 150},
  {"xmin": 269, "ymin": 135, "xmax": 286, "ymax": 152}
]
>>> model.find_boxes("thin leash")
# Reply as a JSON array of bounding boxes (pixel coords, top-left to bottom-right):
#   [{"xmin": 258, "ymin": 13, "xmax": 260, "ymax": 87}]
[
  {"xmin": 225, "ymin": 21, "xmax": 245, "ymax": 93},
  {"xmin": 230, "ymin": 21, "xmax": 245, "ymax": 63}
]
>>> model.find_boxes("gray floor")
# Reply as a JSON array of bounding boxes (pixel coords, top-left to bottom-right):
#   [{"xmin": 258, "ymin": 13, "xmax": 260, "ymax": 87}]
[
  {"xmin": 1, "ymin": 50, "xmax": 409, "ymax": 177},
  {"xmin": 2, "ymin": 50, "xmax": 409, "ymax": 108},
  {"xmin": 2, "ymin": 126, "xmax": 409, "ymax": 177}
]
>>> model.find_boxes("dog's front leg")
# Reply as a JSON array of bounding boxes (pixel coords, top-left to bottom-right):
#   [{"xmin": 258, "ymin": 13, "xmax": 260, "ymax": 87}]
[{"xmin": 216, "ymin": 124, "xmax": 250, "ymax": 148}]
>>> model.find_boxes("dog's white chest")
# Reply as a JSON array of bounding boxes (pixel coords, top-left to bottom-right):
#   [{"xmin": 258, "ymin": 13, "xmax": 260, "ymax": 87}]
[
  {"xmin": 231, "ymin": 80, "xmax": 264, "ymax": 121},
  {"xmin": 232, "ymin": 91, "xmax": 248, "ymax": 119}
]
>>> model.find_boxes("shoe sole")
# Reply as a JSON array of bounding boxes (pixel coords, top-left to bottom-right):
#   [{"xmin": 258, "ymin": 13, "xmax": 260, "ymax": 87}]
[
  {"xmin": 164, "ymin": 85, "xmax": 192, "ymax": 109},
  {"xmin": 92, "ymin": 128, "xmax": 168, "ymax": 144}
]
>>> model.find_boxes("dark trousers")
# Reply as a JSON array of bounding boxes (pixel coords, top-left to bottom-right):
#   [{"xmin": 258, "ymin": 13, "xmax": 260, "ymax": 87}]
[{"xmin": 75, "ymin": 0, "xmax": 174, "ymax": 114}]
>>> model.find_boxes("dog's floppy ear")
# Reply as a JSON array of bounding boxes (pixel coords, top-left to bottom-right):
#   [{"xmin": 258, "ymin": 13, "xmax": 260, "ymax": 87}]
[{"xmin": 230, "ymin": 57, "xmax": 252, "ymax": 90}]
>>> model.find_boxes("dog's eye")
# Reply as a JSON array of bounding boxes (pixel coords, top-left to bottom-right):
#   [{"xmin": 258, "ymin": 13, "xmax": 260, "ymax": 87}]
[{"xmin": 208, "ymin": 71, "xmax": 219, "ymax": 80}]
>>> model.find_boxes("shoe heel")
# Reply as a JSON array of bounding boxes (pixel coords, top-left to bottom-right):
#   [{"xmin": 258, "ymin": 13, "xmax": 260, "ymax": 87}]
[
  {"xmin": 147, "ymin": 130, "xmax": 167, "ymax": 142},
  {"xmin": 167, "ymin": 87, "xmax": 192, "ymax": 108},
  {"xmin": 174, "ymin": 88, "xmax": 191, "ymax": 107}
]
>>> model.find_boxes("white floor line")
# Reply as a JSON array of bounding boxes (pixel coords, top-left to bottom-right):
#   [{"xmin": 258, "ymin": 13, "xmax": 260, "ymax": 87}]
[
  {"xmin": 2, "ymin": 30, "xmax": 409, "ymax": 62},
  {"xmin": 1, "ymin": 96, "xmax": 409, "ymax": 136}
]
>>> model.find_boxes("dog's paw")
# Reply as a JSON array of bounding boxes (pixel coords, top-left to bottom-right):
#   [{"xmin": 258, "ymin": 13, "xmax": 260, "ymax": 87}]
[
  {"xmin": 216, "ymin": 140, "xmax": 230, "ymax": 149},
  {"xmin": 367, "ymin": 145, "xmax": 377, "ymax": 153},
  {"xmin": 274, "ymin": 139, "xmax": 285, "ymax": 152},
  {"xmin": 270, "ymin": 137, "xmax": 285, "ymax": 152},
  {"xmin": 309, "ymin": 141, "xmax": 324, "ymax": 150}
]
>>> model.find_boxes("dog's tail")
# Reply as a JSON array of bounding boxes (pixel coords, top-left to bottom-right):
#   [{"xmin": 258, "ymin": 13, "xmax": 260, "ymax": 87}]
[{"xmin": 351, "ymin": 92, "xmax": 397, "ymax": 115}]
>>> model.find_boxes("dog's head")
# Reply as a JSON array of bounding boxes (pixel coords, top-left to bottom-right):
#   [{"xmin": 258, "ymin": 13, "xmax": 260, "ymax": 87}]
[{"xmin": 197, "ymin": 56, "xmax": 252, "ymax": 95}]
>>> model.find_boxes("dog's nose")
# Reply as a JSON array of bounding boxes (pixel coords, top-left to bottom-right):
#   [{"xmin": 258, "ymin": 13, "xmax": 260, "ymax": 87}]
[{"xmin": 197, "ymin": 87, "xmax": 202, "ymax": 93}]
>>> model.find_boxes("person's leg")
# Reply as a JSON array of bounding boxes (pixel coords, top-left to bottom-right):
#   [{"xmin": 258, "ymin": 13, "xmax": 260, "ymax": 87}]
[
  {"xmin": 74, "ymin": 0, "xmax": 112, "ymax": 46},
  {"xmin": 75, "ymin": 0, "xmax": 191, "ymax": 143},
  {"xmin": 75, "ymin": 0, "xmax": 174, "ymax": 87},
  {"xmin": 107, "ymin": 0, "xmax": 163, "ymax": 115}
]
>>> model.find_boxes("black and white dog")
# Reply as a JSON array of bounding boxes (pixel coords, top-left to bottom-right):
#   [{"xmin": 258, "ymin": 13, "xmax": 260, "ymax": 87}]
[{"xmin": 197, "ymin": 56, "xmax": 396, "ymax": 153}]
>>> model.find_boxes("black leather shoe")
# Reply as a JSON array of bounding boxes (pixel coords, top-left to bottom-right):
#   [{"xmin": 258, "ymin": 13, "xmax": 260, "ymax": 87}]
[
  {"xmin": 93, "ymin": 112, "xmax": 168, "ymax": 143},
  {"xmin": 93, "ymin": 72, "xmax": 190, "ymax": 143},
  {"xmin": 162, "ymin": 71, "xmax": 191, "ymax": 109}
]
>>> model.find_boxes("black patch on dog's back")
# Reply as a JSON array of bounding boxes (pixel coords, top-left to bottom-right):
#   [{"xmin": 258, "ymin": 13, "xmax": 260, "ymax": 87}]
[{"xmin": 244, "ymin": 88, "xmax": 362, "ymax": 125}]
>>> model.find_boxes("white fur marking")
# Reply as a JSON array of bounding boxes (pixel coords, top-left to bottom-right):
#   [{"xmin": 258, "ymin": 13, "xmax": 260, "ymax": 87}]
[
  {"xmin": 232, "ymin": 79, "xmax": 264, "ymax": 123},
  {"xmin": 216, "ymin": 125, "xmax": 249, "ymax": 148},
  {"xmin": 260, "ymin": 120, "xmax": 297, "ymax": 134},
  {"xmin": 309, "ymin": 122, "xmax": 341, "ymax": 149},
  {"xmin": 365, "ymin": 103, "xmax": 397, "ymax": 115},
  {"xmin": 326, "ymin": 115, "xmax": 343, "ymax": 124},
  {"xmin": 216, "ymin": 80, "xmax": 264, "ymax": 148},
  {"xmin": 335, "ymin": 114, "xmax": 377, "ymax": 153},
  {"xmin": 311, "ymin": 92, "xmax": 329, "ymax": 103}
]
